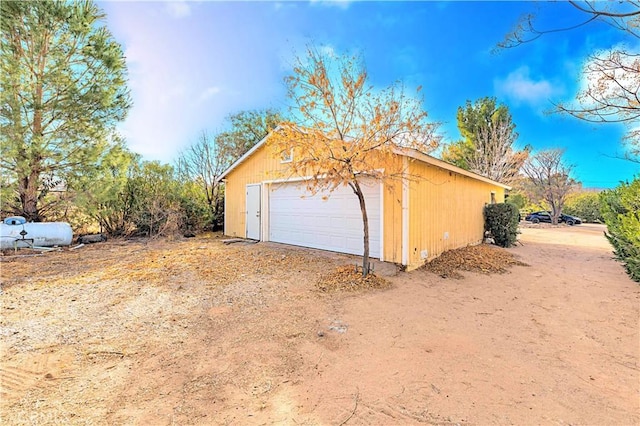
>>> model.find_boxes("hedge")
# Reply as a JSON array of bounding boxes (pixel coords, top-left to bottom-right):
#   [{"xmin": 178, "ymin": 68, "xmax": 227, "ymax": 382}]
[{"xmin": 484, "ymin": 203, "xmax": 519, "ymax": 248}]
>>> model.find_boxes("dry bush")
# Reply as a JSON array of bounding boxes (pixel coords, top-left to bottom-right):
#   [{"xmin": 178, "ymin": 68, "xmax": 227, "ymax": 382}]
[{"xmin": 422, "ymin": 244, "xmax": 528, "ymax": 279}]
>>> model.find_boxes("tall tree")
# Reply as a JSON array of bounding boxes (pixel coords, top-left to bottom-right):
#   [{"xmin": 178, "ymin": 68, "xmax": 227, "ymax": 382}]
[
  {"xmin": 216, "ymin": 109, "xmax": 284, "ymax": 161},
  {"xmin": 0, "ymin": 0, "xmax": 131, "ymax": 221},
  {"xmin": 442, "ymin": 97, "xmax": 529, "ymax": 183},
  {"xmin": 269, "ymin": 46, "xmax": 439, "ymax": 276},
  {"xmin": 500, "ymin": 1, "xmax": 640, "ymax": 161},
  {"xmin": 522, "ymin": 149, "xmax": 577, "ymax": 225}
]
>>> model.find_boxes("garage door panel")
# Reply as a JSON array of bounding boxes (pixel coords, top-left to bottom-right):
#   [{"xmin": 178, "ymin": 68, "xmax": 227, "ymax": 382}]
[
  {"xmin": 314, "ymin": 234, "xmax": 332, "ymax": 246},
  {"xmin": 329, "ymin": 235, "xmax": 345, "ymax": 247},
  {"xmin": 269, "ymin": 180, "xmax": 381, "ymax": 258},
  {"xmin": 346, "ymin": 237, "xmax": 362, "ymax": 251},
  {"xmin": 346, "ymin": 217, "xmax": 361, "ymax": 229},
  {"xmin": 315, "ymin": 216, "xmax": 331, "ymax": 228}
]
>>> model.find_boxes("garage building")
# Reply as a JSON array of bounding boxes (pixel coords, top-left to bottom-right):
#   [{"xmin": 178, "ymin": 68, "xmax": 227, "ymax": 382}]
[{"xmin": 217, "ymin": 131, "xmax": 510, "ymax": 269}]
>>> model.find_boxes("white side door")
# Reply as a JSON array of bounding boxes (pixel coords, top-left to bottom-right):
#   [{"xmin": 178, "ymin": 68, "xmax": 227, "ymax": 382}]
[{"xmin": 246, "ymin": 184, "xmax": 261, "ymax": 240}]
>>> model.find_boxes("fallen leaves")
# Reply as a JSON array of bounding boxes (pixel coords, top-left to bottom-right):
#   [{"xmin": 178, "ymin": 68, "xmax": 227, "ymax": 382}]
[
  {"xmin": 316, "ymin": 265, "xmax": 391, "ymax": 293},
  {"xmin": 422, "ymin": 244, "xmax": 528, "ymax": 279},
  {"xmin": 0, "ymin": 237, "xmax": 318, "ymax": 290}
]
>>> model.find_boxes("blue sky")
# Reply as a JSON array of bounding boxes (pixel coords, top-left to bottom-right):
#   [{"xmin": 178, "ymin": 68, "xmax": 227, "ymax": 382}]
[{"xmin": 100, "ymin": 0, "xmax": 639, "ymax": 188}]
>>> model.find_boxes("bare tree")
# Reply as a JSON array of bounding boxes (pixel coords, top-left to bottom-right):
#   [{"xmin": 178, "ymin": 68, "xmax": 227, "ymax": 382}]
[
  {"xmin": 176, "ymin": 110, "xmax": 283, "ymax": 230},
  {"xmin": 176, "ymin": 131, "xmax": 227, "ymax": 228},
  {"xmin": 499, "ymin": 1, "xmax": 640, "ymax": 161},
  {"xmin": 499, "ymin": 1, "xmax": 639, "ymax": 47},
  {"xmin": 442, "ymin": 97, "xmax": 529, "ymax": 184},
  {"xmin": 468, "ymin": 117, "xmax": 530, "ymax": 184},
  {"xmin": 522, "ymin": 149, "xmax": 578, "ymax": 225},
  {"xmin": 269, "ymin": 46, "xmax": 438, "ymax": 276},
  {"xmin": 556, "ymin": 50, "xmax": 639, "ymax": 160}
]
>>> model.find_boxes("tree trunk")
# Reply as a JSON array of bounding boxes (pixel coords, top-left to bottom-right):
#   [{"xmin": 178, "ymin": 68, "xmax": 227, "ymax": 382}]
[
  {"xmin": 212, "ymin": 184, "xmax": 223, "ymax": 231},
  {"xmin": 18, "ymin": 169, "xmax": 41, "ymax": 222},
  {"xmin": 550, "ymin": 203, "xmax": 560, "ymax": 225},
  {"xmin": 18, "ymin": 41, "xmax": 47, "ymax": 223},
  {"xmin": 351, "ymin": 179, "xmax": 370, "ymax": 277}
]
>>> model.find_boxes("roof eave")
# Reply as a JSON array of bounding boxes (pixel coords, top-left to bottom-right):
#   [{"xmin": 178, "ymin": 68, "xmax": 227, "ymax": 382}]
[
  {"xmin": 217, "ymin": 129, "xmax": 511, "ymax": 191},
  {"xmin": 395, "ymin": 147, "xmax": 512, "ymax": 190},
  {"xmin": 215, "ymin": 126, "xmax": 280, "ymax": 182}
]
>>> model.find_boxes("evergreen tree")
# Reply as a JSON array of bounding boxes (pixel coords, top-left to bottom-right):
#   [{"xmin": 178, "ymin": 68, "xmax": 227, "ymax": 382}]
[
  {"xmin": 442, "ymin": 97, "xmax": 529, "ymax": 184},
  {"xmin": 0, "ymin": 0, "xmax": 131, "ymax": 221}
]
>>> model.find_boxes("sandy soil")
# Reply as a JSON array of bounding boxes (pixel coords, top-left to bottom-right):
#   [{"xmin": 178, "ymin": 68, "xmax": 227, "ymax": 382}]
[{"xmin": 1, "ymin": 224, "xmax": 638, "ymax": 425}]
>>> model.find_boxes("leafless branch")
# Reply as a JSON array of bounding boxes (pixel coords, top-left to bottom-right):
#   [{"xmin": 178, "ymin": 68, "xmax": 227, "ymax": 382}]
[{"xmin": 499, "ymin": 1, "xmax": 640, "ymax": 49}]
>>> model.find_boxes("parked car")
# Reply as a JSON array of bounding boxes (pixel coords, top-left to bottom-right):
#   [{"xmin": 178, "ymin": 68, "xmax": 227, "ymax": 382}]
[
  {"xmin": 525, "ymin": 211, "xmax": 582, "ymax": 225},
  {"xmin": 525, "ymin": 211, "xmax": 552, "ymax": 223},
  {"xmin": 560, "ymin": 214, "xmax": 582, "ymax": 225}
]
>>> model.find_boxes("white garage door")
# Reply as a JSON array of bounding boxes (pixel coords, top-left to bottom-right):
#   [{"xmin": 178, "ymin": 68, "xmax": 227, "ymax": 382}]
[{"xmin": 269, "ymin": 180, "xmax": 381, "ymax": 258}]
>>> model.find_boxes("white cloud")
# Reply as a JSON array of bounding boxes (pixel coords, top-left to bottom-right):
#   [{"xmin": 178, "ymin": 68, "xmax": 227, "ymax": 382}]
[
  {"xmin": 103, "ymin": 1, "xmax": 289, "ymax": 163},
  {"xmin": 198, "ymin": 86, "xmax": 221, "ymax": 103},
  {"xmin": 494, "ymin": 66, "xmax": 557, "ymax": 106},
  {"xmin": 309, "ymin": 0, "xmax": 351, "ymax": 10},
  {"xmin": 165, "ymin": 1, "xmax": 191, "ymax": 19},
  {"xmin": 273, "ymin": 2, "xmax": 297, "ymax": 12}
]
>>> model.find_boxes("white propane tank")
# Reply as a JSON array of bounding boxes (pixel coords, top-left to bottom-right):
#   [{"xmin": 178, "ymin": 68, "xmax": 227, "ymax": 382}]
[{"xmin": 0, "ymin": 220, "xmax": 73, "ymax": 250}]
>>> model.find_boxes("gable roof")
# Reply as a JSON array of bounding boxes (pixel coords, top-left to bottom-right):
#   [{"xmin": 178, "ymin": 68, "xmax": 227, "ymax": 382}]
[
  {"xmin": 216, "ymin": 129, "xmax": 511, "ymax": 190},
  {"xmin": 216, "ymin": 127, "xmax": 279, "ymax": 183},
  {"xmin": 396, "ymin": 147, "xmax": 512, "ymax": 189}
]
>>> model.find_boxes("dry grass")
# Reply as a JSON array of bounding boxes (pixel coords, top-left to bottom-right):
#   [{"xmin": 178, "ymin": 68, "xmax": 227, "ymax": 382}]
[
  {"xmin": 316, "ymin": 265, "xmax": 391, "ymax": 293},
  {"xmin": 422, "ymin": 244, "xmax": 528, "ymax": 279},
  {"xmin": 0, "ymin": 235, "xmax": 316, "ymax": 291},
  {"xmin": 0, "ymin": 233, "xmax": 343, "ymax": 424}
]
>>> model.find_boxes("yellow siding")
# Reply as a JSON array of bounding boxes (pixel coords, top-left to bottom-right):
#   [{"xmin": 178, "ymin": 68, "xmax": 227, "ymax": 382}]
[
  {"xmin": 382, "ymin": 180, "xmax": 403, "ymax": 264},
  {"xmin": 223, "ymin": 144, "xmax": 287, "ymax": 237},
  {"xmin": 223, "ymin": 142, "xmax": 506, "ymax": 268},
  {"xmin": 406, "ymin": 159, "xmax": 505, "ymax": 267},
  {"xmin": 379, "ymin": 154, "xmax": 404, "ymax": 264}
]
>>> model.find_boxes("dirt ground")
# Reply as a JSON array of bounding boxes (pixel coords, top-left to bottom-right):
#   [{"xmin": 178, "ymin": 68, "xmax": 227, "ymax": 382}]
[{"xmin": 1, "ymin": 224, "xmax": 638, "ymax": 425}]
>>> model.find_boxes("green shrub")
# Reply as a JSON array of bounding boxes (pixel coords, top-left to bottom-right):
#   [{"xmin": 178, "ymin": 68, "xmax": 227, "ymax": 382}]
[
  {"xmin": 505, "ymin": 192, "xmax": 527, "ymax": 210},
  {"xmin": 600, "ymin": 178, "xmax": 640, "ymax": 282},
  {"xmin": 178, "ymin": 181, "xmax": 214, "ymax": 233},
  {"xmin": 484, "ymin": 203, "xmax": 520, "ymax": 248},
  {"xmin": 564, "ymin": 191, "xmax": 603, "ymax": 223}
]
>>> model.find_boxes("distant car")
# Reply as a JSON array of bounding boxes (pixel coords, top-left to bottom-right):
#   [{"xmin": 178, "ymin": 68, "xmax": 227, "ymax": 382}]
[
  {"xmin": 525, "ymin": 211, "xmax": 582, "ymax": 225},
  {"xmin": 560, "ymin": 214, "xmax": 582, "ymax": 225},
  {"xmin": 525, "ymin": 211, "xmax": 552, "ymax": 224}
]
